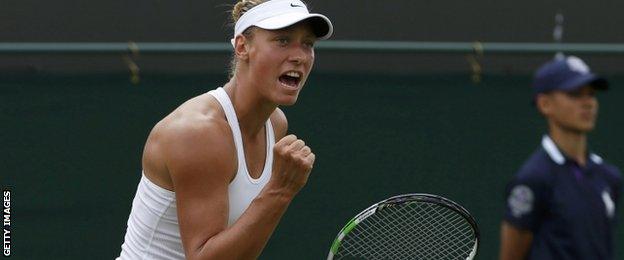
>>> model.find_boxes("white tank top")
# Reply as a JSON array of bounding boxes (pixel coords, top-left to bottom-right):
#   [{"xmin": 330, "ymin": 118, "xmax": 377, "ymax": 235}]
[
  {"xmin": 212, "ymin": 87, "xmax": 274, "ymax": 225},
  {"xmin": 116, "ymin": 87, "xmax": 274, "ymax": 259}
]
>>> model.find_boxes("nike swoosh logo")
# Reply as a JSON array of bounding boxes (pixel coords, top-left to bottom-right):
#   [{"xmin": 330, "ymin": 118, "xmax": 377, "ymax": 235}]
[{"xmin": 290, "ymin": 3, "xmax": 303, "ymax": 7}]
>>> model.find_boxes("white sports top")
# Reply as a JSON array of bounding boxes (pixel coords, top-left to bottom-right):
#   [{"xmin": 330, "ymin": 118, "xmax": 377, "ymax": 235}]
[{"xmin": 116, "ymin": 87, "xmax": 274, "ymax": 259}]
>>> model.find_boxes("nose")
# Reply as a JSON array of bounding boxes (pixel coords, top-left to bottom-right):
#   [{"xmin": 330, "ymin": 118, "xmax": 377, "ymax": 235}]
[{"xmin": 288, "ymin": 44, "xmax": 310, "ymax": 65}]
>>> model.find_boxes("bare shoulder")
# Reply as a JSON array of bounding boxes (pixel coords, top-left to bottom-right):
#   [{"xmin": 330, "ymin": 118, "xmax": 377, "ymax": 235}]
[
  {"xmin": 164, "ymin": 94, "xmax": 236, "ymax": 177},
  {"xmin": 143, "ymin": 93, "xmax": 237, "ymax": 190},
  {"xmin": 270, "ymin": 107, "xmax": 288, "ymax": 139}
]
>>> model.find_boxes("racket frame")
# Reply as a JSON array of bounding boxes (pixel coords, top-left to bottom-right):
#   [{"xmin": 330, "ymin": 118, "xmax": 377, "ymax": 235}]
[{"xmin": 327, "ymin": 193, "xmax": 480, "ymax": 260}]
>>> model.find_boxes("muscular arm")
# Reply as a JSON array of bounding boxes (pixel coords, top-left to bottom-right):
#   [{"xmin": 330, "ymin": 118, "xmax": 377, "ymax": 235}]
[
  {"xmin": 165, "ymin": 108, "xmax": 308, "ymax": 260},
  {"xmin": 499, "ymin": 221, "xmax": 533, "ymax": 260}
]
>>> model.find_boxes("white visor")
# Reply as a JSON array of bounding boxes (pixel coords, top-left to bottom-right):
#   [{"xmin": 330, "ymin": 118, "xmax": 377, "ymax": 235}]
[{"xmin": 231, "ymin": 0, "xmax": 333, "ymax": 46}]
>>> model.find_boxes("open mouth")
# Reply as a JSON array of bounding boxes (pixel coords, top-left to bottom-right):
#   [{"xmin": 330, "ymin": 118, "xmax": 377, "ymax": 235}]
[{"xmin": 279, "ymin": 71, "xmax": 302, "ymax": 88}]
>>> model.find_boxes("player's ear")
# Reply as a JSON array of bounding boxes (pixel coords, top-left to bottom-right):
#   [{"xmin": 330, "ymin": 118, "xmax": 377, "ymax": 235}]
[
  {"xmin": 234, "ymin": 35, "xmax": 251, "ymax": 62},
  {"xmin": 536, "ymin": 93, "xmax": 552, "ymax": 116}
]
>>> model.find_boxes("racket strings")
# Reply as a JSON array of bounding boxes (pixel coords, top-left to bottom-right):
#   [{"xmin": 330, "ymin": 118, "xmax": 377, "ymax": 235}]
[
  {"xmin": 421, "ymin": 207, "xmax": 473, "ymax": 258},
  {"xmin": 336, "ymin": 201, "xmax": 476, "ymax": 259},
  {"xmin": 399, "ymin": 203, "xmax": 471, "ymax": 259}
]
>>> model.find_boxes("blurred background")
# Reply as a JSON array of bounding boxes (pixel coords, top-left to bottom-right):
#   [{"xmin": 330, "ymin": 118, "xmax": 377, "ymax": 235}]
[{"xmin": 2, "ymin": 0, "xmax": 623, "ymax": 259}]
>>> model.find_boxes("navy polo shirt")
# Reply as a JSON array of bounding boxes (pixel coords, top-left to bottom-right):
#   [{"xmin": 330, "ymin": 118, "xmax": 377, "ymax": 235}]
[{"xmin": 504, "ymin": 135, "xmax": 622, "ymax": 260}]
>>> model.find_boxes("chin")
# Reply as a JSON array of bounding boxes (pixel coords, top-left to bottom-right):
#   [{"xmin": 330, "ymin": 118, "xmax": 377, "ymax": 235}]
[
  {"xmin": 573, "ymin": 124, "xmax": 595, "ymax": 133},
  {"xmin": 580, "ymin": 120, "xmax": 597, "ymax": 131},
  {"xmin": 279, "ymin": 97, "xmax": 299, "ymax": 106},
  {"xmin": 273, "ymin": 93, "xmax": 299, "ymax": 106}
]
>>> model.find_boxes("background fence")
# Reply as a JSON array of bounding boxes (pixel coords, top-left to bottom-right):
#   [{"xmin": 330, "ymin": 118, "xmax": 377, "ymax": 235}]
[{"xmin": 3, "ymin": 71, "xmax": 623, "ymax": 259}]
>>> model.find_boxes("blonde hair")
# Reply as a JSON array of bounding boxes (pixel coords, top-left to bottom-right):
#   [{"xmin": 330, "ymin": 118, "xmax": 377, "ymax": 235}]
[{"xmin": 228, "ymin": 0, "xmax": 267, "ymax": 78}]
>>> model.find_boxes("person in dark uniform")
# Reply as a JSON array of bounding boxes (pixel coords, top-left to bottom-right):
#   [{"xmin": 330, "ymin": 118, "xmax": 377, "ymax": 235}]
[{"xmin": 499, "ymin": 55, "xmax": 622, "ymax": 260}]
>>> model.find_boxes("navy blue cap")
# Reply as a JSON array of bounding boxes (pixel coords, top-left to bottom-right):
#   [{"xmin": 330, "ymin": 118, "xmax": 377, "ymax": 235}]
[{"xmin": 532, "ymin": 56, "xmax": 608, "ymax": 96}]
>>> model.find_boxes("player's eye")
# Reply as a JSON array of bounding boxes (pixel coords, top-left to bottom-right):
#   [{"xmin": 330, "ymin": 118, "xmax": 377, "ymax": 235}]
[
  {"xmin": 275, "ymin": 36, "xmax": 290, "ymax": 46},
  {"xmin": 303, "ymin": 39, "xmax": 316, "ymax": 48}
]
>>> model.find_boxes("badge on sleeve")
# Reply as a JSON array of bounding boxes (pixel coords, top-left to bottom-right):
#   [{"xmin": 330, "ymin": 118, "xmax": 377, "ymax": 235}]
[
  {"xmin": 508, "ymin": 185, "xmax": 534, "ymax": 218},
  {"xmin": 602, "ymin": 190, "xmax": 615, "ymax": 219}
]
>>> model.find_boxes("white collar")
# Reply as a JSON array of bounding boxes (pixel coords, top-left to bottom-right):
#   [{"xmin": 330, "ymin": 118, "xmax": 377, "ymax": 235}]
[{"xmin": 541, "ymin": 135, "xmax": 603, "ymax": 165}]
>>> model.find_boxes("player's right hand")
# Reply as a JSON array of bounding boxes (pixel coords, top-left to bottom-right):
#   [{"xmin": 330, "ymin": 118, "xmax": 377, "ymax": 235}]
[{"xmin": 269, "ymin": 134, "xmax": 316, "ymax": 197}]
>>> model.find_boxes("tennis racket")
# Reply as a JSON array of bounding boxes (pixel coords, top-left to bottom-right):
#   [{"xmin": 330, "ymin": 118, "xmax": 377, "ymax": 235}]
[{"xmin": 327, "ymin": 193, "xmax": 479, "ymax": 260}]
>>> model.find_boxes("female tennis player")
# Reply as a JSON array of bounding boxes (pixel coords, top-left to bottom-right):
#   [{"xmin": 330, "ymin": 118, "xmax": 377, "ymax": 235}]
[{"xmin": 116, "ymin": 0, "xmax": 333, "ymax": 259}]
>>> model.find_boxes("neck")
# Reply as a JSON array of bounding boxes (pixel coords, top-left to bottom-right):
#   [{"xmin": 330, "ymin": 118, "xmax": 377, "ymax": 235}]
[
  {"xmin": 548, "ymin": 124, "xmax": 588, "ymax": 166},
  {"xmin": 224, "ymin": 75, "xmax": 276, "ymax": 138}
]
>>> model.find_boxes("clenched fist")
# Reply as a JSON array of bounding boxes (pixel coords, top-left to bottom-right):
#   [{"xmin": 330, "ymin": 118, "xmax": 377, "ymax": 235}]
[{"xmin": 269, "ymin": 134, "xmax": 316, "ymax": 197}]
